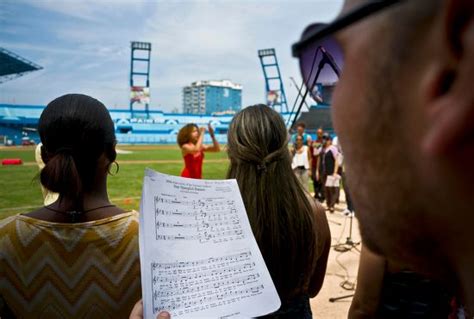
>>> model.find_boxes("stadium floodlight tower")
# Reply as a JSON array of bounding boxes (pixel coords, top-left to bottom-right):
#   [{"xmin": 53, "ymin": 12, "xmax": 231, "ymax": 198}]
[
  {"xmin": 258, "ymin": 48, "xmax": 288, "ymax": 113},
  {"xmin": 0, "ymin": 47, "xmax": 43, "ymax": 84},
  {"xmin": 129, "ymin": 41, "xmax": 151, "ymax": 118}
]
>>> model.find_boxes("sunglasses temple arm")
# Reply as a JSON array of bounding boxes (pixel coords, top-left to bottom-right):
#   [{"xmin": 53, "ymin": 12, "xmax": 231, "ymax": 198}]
[{"xmin": 289, "ymin": 58, "xmax": 326, "ymax": 130}]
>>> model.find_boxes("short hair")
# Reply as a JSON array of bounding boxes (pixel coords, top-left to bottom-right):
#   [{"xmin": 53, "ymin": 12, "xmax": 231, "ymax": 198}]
[
  {"xmin": 296, "ymin": 122, "xmax": 306, "ymax": 129},
  {"xmin": 177, "ymin": 123, "xmax": 198, "ymax": 147}
]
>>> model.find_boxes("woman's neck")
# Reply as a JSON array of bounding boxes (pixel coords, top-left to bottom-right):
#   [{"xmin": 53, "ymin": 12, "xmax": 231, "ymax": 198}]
[
  {"xmin": 56, "ymin": 191, "xmax": 111, "ymax": 211},
  {"xmin": 23, "ymin": 175, "xmax": 124, "ymax": 222}
]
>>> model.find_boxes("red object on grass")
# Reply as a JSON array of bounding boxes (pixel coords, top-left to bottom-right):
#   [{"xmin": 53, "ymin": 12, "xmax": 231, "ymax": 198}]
[{"xmin": 2, "ymin": 159, "xmax": 23, "ymax": 165}]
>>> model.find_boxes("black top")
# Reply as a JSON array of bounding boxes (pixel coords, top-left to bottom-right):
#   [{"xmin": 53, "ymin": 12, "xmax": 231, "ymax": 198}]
[
  {"xmin": 376, "ymin": 271, "xmax": 454, "ymax": 319},
  {"xmin": 322, "ymin": 148, "xmax": 335, "ymax": 175},
  {"xmin": 257, "ymin": 295, "xmax": 312, "ymax": 319}
]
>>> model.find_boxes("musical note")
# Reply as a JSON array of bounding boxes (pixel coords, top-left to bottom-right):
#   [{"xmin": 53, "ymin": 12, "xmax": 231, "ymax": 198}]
[
  {"xmin": 154, "ymin": 195, "xmax": 244, "ymax": 243},
  {"xmin": 150, "ymin": 251, "xmax": 264, "ymax": 316}
]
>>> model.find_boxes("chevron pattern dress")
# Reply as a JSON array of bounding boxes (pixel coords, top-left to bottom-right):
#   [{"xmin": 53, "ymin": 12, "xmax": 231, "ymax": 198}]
[{"xmin": 0, "ymin": 211, "xmax": 141, "ymax": 318}]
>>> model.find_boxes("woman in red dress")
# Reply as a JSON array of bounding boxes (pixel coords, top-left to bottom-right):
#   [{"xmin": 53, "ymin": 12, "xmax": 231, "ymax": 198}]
[{"xmin": 177, "ymin": 123, "xmax": 220, "ymax": 179}]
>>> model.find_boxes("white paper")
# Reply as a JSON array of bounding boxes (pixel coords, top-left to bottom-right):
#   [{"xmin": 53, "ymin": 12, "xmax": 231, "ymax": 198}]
[
  {"xmin": 325, "ymin": 174, "xmax": 341, "ymax": 187},
  {"xmin": 139, "ymin": 169, "xmax": 281, "ymax": 319}
]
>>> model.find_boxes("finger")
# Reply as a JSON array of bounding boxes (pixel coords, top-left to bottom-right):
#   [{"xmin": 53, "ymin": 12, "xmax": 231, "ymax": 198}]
[
  {"xmin": 157, "ymin": 311, "xmax": 171, "ymax": 319},
  {"xmin": 129, "ymin": 300, "xmax": 143, "ymax": 319}
]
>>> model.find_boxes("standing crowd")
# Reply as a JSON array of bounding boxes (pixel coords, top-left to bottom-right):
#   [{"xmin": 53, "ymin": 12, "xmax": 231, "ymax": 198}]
[{"xmin": 292, "ymin": 123, "xmax": 352, "ymax": 215}]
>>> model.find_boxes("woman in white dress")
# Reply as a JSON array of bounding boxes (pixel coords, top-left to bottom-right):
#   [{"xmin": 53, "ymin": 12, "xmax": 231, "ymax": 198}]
[{"xmin": 291, "ymin": 135, "xmax": 312, "ymax": 192}]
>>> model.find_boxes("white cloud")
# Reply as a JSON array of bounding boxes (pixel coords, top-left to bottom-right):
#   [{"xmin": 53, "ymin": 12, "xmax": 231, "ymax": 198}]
[
  {"xmin": 1, "ymin": 0, "xmax": 344, "ymax": 112},
  {"xmin": 14, "ymin": 0, "xmax": 149, "ymax": 22}
]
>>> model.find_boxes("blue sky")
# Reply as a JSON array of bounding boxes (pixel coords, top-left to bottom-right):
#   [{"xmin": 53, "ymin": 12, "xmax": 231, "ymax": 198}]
[{"xmin": 0, "ymin": 0, "xmax": 343, "ymax": 112}]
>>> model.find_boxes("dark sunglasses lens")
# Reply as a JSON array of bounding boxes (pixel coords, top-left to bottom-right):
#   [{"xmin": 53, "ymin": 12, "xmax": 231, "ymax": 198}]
[{"xmin": 300, "ymin": 33, "xmax": 343, "ymax": 105}]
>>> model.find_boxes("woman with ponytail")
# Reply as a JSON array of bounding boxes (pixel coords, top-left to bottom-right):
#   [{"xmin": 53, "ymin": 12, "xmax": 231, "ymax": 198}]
[
  {"xmin": 226, "ymin": 105, "xmax": 330, "ymax": 318},
  {"xmin": 0, "ymin": 94, "xmax": 140, "ymax": 318}
]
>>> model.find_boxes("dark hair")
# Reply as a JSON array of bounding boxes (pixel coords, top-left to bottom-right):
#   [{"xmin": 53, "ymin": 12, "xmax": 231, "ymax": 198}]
[
  {"xmin": 177, "ymin": 123, "xmax": 198, "ymax": 147},
  {"xmin": 322, "ymin": 133, "xmax": 331, "ymax": 140},
  {"xmin": 39, "ymin": 94, "xmax": 116, "ymax": 204},
  {"xmin": 227, "ymin": 104, "xmax": 318, "ymax": 299},
  {"xmin": 296, "ymin": 122, "xmax": 306, "ymax": 129}
]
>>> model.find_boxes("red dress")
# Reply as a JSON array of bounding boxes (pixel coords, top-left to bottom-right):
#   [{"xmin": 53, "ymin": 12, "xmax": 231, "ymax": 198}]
[{"xmin": 181, "ymin": 150, "xmax": 204, "ymax": 179}]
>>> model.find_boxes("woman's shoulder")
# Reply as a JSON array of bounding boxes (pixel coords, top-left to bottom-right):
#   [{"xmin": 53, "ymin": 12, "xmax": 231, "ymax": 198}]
[
  {"xmin": 307, "ymin": 197, "xmax": 330, "ymax": 242},
  {"xmin": 14, "ymin": 210, "xmax": 138, "ymax": 229},
  {"xmin": 329, "ymin": 145, "xmax": 339, "ymax": 153},
  {"xmin": 0, "ymin": 211, "xmax": 140, "ymax": 254},
  {"xmin": 306, "ymin": 196, "xmax": 324, "ymax": 216},
  {"xmin": 0, "ymin": 214, "xmax": 21, "ymax": 234}
]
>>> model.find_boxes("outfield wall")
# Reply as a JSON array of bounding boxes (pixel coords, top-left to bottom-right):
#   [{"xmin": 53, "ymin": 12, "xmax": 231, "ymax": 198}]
[{"xmin": 0, "ymin": 104, "xmax": 296, "ymax": 145}]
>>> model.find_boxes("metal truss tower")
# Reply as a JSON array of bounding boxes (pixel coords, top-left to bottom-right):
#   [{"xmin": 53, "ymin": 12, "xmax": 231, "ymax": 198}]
[
  {"xmin": 258, "ymin": 48, "xmax": 288, "ymax": 113},
  {"xmin": 130, "ymin": 41, "xmax": 151, "ymax": 118}
]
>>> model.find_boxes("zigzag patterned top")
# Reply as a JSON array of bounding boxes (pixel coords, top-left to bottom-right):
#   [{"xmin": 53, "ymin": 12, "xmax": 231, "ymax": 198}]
[{"xmin": 0, "ymin": 211, "xmax": 141, "ymax": 318}]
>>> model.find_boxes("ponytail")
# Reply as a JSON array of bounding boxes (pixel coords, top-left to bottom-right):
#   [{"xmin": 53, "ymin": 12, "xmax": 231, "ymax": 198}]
[{"xmin": 40, "ymin": 150, "xmax": 82, "ymax": 201}]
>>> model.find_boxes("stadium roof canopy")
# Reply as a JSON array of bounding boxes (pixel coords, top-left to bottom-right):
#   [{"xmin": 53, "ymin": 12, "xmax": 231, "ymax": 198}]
[{"xmin": 0, "ymin": 47, "xmax": 43, "ymax": 84}]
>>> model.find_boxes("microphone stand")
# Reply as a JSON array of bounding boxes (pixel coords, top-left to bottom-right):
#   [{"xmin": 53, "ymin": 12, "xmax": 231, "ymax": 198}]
[
  {"xmin": 334, "ymin": 212, "xmax": 359, "ymax": 252},
  {"xmin": 329, "ymin": 211, "xmax": 360, "ymax": 303},
  {"xmin": 289, "ymin": 45, "xmax": 340, "ymax": 130},
  {"xmin": 289, "ymin": 57, "xmax": 327, "ymax": 130},
  {"xmin": 289, "ymin": 77, "xmax": 311, "ymax": 110}
]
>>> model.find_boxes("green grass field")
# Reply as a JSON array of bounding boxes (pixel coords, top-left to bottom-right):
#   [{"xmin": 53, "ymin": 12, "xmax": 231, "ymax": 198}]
[{"xmin": 0, "ymin": 145, "xmax": 230, "ymax": 220}]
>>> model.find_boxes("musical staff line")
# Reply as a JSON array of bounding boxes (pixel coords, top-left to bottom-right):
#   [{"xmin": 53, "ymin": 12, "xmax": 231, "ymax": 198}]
[
  {"xmin": 150, "ymin": 251, "xmax": 264, "ymax": 316},
  {"xmin": 154, "ymin": 195, "xmax": 244, "ymax": 243}
]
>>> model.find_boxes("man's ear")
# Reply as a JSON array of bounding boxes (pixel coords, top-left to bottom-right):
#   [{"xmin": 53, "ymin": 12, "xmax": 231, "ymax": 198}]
[{"xmin": 422, "ymin": 0, "xmax": 474, "ymax": 159}]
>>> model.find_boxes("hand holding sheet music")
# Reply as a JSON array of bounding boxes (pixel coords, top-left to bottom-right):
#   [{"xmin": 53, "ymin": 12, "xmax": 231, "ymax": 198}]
[{"xmin": 139, "ymin": 169, "xmax": 280, "ymax": 318}]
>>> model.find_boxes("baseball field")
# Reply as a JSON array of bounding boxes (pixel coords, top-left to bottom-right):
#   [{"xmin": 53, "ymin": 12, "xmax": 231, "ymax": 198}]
[{"xmin": 0, "ymin": 145, "xmax": 230, "ymax": 219}]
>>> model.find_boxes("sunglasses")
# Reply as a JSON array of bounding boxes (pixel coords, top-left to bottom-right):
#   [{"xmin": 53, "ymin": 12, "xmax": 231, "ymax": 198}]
[{"xmin": 291, "ymin": 0, "xmax": 404, "ymax": 108}]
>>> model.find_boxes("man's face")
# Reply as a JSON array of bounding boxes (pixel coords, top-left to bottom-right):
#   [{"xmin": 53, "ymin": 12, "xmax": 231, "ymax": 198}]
[
  {"xmin": 295, "ymin": 136, "xmax": 303, "ymax": 146},
  {"xmin": 297, "ymin": 125, "xmax": 304, "ymax": 135},
  {"xmin": 330, "ymin": 0, "xmax": 449, "ymax": 271}
]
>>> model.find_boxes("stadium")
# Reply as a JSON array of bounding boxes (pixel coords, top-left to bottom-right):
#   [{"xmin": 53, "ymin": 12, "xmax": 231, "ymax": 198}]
[
  {"xmin": 0, "ymin": 44, "xmax": 334, "ymax": 147},
  {"xmin": 0, "ymin": 12, "xmax": 356, "ymax": 317},
  {"xmin": 0, "ymin": 42, "xmax": 338, "ymax": 210}
]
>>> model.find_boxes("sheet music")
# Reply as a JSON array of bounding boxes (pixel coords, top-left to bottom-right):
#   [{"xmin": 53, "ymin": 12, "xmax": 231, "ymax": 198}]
[{"xmin": 139, "ymin": 169, "xmax": 280, "ymax": 319}]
